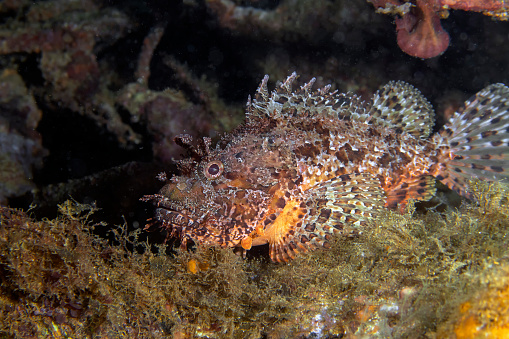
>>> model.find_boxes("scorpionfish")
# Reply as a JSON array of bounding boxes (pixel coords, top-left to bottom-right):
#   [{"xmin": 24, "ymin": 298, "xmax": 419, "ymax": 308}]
[{"xmin": 143, "ymin": 73, "xmax": 509, "ymax": 262}]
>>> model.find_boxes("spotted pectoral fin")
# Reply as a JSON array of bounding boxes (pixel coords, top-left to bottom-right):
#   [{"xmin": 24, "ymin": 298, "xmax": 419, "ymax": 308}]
[
  {"xmin": 437, "ymin": 83, "xmax": 509, "ymax": 199},
  {"xmin": 265, "ymin": 172, "xmax": 385, "ymax": 262},
  {"xmin": 385, "ymin": 175, "xmax": 436, "ymax": 210},
  {"xmin": 367, "ymin": 81, "xmax": 435, "ymax": 138}
]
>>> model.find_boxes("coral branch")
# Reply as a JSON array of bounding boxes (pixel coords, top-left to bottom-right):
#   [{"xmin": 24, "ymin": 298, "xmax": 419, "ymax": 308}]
[
  {"xmin": 135, "ymin": 25, "xmax": 165, "ymax": 85},
  {"xmin": 369, "ymin": 0, "xmax": 509, "ymax": 58},
  {"xmin": 440, "ymin": 0, "xmax": 506, "ymax": 12}
]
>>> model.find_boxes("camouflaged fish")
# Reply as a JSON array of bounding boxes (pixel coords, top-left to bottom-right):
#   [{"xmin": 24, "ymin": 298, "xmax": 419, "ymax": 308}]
[{"xmin": 143, "ymin": 73, "xmax": 509, "ymax": 262}]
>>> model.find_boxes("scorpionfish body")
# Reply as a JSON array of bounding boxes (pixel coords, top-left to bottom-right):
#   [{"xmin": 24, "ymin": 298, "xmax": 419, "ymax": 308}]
[{"xmin": 144, "ymin": 73, "xmax": 509, "ymax": 262}]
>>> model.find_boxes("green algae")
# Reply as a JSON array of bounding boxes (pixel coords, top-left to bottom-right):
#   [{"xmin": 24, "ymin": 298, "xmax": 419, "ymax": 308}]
[{"xmin": 0, "ymin": 180, "xmax": 508, "ymax": 338}]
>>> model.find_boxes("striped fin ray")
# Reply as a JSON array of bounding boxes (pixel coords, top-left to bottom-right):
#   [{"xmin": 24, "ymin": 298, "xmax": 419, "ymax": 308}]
[
  {"xmin": 436, "ymin": 83, "xmax": 509, "ymax": 198},
  {"xmin": 267, "ymin": 172, "xmax": 385, "ymax": 262},
  {"xmin": 367, "ymin": 81, "xmax": 435, "ymax": 138},
  {"xmin": 385, "ymin": 175, "xmax": 436, "ymax": 210}
]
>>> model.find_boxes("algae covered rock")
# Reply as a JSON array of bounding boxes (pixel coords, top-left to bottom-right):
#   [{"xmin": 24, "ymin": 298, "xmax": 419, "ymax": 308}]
[{"xmin": 1, "ymin": 180, "xmax": 509, "ymax": 337}]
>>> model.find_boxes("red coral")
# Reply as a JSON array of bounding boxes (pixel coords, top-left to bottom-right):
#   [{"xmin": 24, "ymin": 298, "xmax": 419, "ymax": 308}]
[
  {"xmin": 396, "ymin": 0, "xmax": 449, "ymax": 58},
  {"xmin": 440, "ymin": 0, "xmax": 506, "ymax": 12},
  {"xmin": 370, "ymin": 0, "xmax": 509, "ymax": 59}
]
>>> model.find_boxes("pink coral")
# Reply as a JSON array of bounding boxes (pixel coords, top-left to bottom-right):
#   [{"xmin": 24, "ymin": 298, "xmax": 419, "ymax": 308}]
[
  {"xmin": 396, "ymin": 0, "xmax": 450, "ymax": 58},
  {"xmin": 441, "ymin": 0, "xmax": 507, "ymax": 13},
  {"xmin": 370, "ymin": 0, "xmax": 509, "ymax": 59}
]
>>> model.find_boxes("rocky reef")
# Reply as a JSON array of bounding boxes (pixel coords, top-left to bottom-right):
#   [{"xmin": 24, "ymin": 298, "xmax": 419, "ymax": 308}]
[{"xmin": 1, "ymin": 0, "xmax": 509, "ymax": 337}]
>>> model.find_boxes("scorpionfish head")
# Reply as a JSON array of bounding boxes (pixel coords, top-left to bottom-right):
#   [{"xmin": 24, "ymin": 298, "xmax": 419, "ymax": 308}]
[{"xmin": 150, "ymin": 131, "xmax": 287, "ymax": 249}]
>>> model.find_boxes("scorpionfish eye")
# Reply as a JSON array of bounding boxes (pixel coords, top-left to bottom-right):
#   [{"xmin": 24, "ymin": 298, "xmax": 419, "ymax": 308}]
[{"xmin": 203, "ymin": 160, "xmax": 223, "ymax": 179}]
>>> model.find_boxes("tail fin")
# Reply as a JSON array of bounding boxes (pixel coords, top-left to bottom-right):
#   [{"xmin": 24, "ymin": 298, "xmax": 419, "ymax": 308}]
[{"xmin": 435, "ymin": 84, "xmax": 509, "ymax": 199}]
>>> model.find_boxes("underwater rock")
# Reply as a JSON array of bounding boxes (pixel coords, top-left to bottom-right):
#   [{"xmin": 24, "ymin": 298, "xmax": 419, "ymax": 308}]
[
  {"xmin": 0, "ymin": 0, "xmax": 137, "ymax": 146},
  {"xmin": 0, "ymin": 69, "xmax": 46, "ymax": 203}
]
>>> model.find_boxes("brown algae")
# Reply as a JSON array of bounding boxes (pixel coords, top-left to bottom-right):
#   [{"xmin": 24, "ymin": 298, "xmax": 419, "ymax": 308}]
[{"xmin": 0, "ymin": 180, "xmax": 508, "ymax": 337}]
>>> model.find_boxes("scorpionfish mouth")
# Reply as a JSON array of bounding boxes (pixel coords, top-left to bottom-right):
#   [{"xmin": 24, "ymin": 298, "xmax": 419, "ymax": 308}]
[{"xmin": 151, "ymin": 180, "xmax": 269, "ymax": 248}]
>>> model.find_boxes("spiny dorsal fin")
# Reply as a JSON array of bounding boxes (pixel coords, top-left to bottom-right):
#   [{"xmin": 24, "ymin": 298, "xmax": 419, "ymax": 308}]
[
  {"xmin": 266, "ymin": 172, "xmax": 385, "ymax": 262},
  {"xmin": 255, "ymin": 74, "xmax": 269, "ymax": 101},
  {"xmin": 435, "ymin": 83, "xmax": 509, "ymax": 198},
  {"xmin": 246, "ymin": 74, "xmax": 365, "ymax": 122},
  {"xmin": 367, "ymin": 81, "xmax": 435, "ymax": 138},
  {"xmin": 295, "ymin": 77, "xmax": 316, "ymax": 95},
  {"xmin": 275, "ymin": 72, "xmax": 298, "ymax": 95}
]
